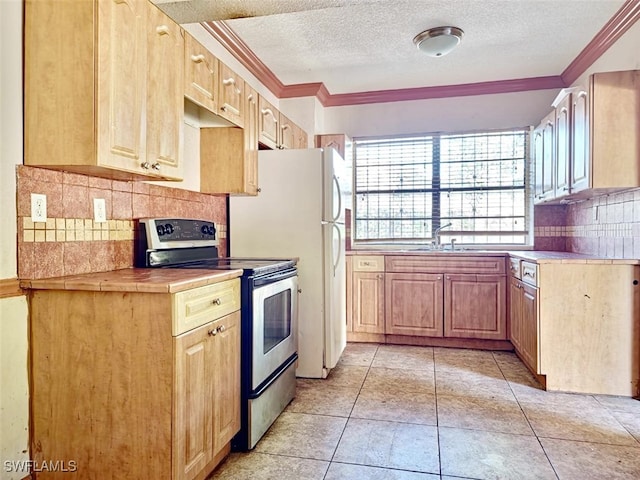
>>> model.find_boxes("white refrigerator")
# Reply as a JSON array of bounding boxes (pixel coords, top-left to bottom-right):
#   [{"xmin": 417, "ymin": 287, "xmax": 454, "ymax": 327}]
[{"xmin": 230, "ymin": 148, "xmax": 348, "ymax": 378}]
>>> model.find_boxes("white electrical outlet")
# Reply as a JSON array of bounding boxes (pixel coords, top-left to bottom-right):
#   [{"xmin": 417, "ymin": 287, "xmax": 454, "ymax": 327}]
[
  {"xmin": 31, "ymin": 193, "xmax": 47, "ymax": 222},
  {"xmin": 94, "ymin": 198, "xmax": 107, "ymax": 223}
]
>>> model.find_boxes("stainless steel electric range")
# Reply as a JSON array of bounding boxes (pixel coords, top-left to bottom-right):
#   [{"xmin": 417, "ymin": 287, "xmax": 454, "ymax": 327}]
[{"xmin": 136, "ymin": 218, "xmax": 298, "ymax": 450}]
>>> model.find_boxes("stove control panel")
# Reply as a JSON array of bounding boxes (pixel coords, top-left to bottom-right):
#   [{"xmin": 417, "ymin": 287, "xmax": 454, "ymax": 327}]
[{"xmin": 138, "ymin": 218, "xmax": 218, "ymax": 250}]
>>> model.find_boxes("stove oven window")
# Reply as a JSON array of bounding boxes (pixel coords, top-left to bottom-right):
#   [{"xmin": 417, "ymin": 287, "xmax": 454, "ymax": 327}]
[{"xmin": 263, "ymin": 290, "xmax": 292, "ymax": 353}]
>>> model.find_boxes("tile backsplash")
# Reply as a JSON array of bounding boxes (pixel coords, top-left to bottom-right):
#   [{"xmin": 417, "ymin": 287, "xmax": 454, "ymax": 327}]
[
  {"xmin": 17, "ymin": 166, "xmax": 227, "ymax": 279},
  {"xmin": 535, "ymin": 188, "xmax": 640, "ymax": 258}
]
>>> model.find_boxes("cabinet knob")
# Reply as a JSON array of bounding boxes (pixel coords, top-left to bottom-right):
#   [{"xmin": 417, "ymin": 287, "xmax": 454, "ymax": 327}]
[
  {"xmin": 437, "ymin": 276, "xmax": 442, "ymax": 280},
  {"xmin": 212, "ymin": 298, "xmax": 222, "ymax": 306},
  {"xmin": 151, "ymin": 162, "xmax": 160, "ymax": 171},
  {"xmin": 220, "ymin": 105, "xmax": 227, "ymax": 112},
  {"xmin": 217, "ymin": 325, "xmax": 226, "ymax": 333},
  {"xmin": 248, "ymin": 93, "xmax": 254, "ymax": 102},
  {"xmin": 257, "ymin": 187, "xmax": 262, "ymax": 193},
  {"xmin": 140, "ymin": 161, "xmax": 150, "ymax": 170},
  {"xmin": 190, "ymin": 54, "xmax": 205, "ymax": 63},
  {"xmin": 208, "ymin": 328, "xmax": 217, "ymax": 336},
  {"xmin": 223, "ymin": 77, "xmax": 241, "ymax": 94},
  {"xmin": 156, "ymin": 25, "xmax": 170, "ymax": 36},
  {"xmin": 297, "ymin": 288, "xmax": 302, "ymax": 294}
]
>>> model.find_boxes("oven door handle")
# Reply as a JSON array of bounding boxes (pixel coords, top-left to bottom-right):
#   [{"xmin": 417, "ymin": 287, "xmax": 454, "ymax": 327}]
[{"xmin": 252, "ymin": 268, "xmax": 298, "ymax": 287}]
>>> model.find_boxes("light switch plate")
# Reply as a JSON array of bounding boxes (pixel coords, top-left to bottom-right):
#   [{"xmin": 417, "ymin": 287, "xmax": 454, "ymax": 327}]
[
  {"xmin": 31, "ymin": 193, "xmax": 47, "ymax": 222},
  {"xmin": 94, "ymin": 198, "xmax": 107, "ymax": 223}
]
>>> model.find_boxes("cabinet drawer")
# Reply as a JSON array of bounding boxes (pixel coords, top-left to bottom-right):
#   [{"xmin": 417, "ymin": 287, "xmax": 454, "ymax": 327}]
[
  {"xmin": 509, "ymin": 257, "xmax": 521, "ymax": 279},
  {"xmin": 521, "ymin": 262, "xmax": 538, "ymax": 286},
  {"xmin": 172, "ymin": 278, "xmax": 241, "ymax": 336},
  {"xmin": 352, "ymin": 255, "xmax": 385, "ymax": 272},
  {"xmin": 386, "ymin": 256, "xmax": 506, "ymax": 274}
]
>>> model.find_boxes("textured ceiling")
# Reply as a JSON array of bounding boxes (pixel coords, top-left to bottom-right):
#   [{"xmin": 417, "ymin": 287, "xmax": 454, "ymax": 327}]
[{"xmin": 153, "ymin": 0, "xmax": 627, "ymax": 95}]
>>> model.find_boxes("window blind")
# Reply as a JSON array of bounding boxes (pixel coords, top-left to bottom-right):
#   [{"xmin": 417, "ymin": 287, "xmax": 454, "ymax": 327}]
[{"xmin": 353, "ymin": 129, "xmax": 529, "ymax": 245}]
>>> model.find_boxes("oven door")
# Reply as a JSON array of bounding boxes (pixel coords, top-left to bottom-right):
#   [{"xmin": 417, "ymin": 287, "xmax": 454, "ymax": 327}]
[{"xmin": 251, "ymin": 271, "xmax": 298, "ymax": 390}]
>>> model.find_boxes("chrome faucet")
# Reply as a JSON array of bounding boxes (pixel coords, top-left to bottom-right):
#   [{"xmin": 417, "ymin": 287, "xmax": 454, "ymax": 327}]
[{"xmin": 433, "ymin": 222, "xmax": 453, "ymax": 249}]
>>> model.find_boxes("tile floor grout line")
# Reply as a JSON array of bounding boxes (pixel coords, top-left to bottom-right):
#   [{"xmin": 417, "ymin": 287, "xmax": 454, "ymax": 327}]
[
  {"xmin": 322, "ymin": 343, "xmax": 379, "ymax": 478},
  {"xmin": 493, "ymin": 352, "xmax": 561, "ymax": 480}
]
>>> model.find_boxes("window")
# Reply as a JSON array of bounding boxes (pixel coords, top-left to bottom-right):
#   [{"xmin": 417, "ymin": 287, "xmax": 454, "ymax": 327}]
[{"xmin": 353, "ymin": 129, "xmax": 530, "ymax": 246}]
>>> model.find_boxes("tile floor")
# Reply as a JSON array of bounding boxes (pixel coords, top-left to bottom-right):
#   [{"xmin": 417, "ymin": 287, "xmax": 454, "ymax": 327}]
[{"xmin": 210, "ymin": 343, "xmax": 640, "ymax": 480}]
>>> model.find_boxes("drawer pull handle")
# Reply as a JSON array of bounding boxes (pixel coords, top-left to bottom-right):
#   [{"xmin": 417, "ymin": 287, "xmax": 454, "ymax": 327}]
[
  {"xmin": 212, "ymin": 298, "xmax": 222, "ymax": 306},
  {"xmin": 223, "ymin": 77, "xmax": 241, "ymax": 94},
  {"xmin": 190, "ymin": 54, "xmax": 205, "ymax": 63},
  {"xmin": 217, "ymin": 325, "xmax": 226, "ymax": 333},
  {"xmin": 208, "ymin": 328, "xmax": 217, "ymax": 336}
]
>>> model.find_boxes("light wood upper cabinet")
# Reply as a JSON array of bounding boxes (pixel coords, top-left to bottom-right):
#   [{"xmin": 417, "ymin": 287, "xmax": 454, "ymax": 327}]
[
  {"xmin": 533, "ymin": 111, "xmax": 555, "ymax": 203},
  {"xmin": 535, "ymin": 70, "xmax": 640, "ymax": 203},
  {"xmin": 570, "ymin": 88, "xmax": 590, "ymax": 193},
  {"xmin": 315, "ymin": 134, "xmax": 352, "ymax": 159},
  {"xmin": 258, "ymin": 96, "xmax": 308, "ymax": 150},
  {"xmin": 258, "ymin": 96, "xmax": 280, "ymax": 149},
  {"xmin": 146, "ymin": 2, "xmax": 184, "ymax": 179},
  {"xmin": 554, "ymin": 93, "xmax": 571, "ymax": 198},
  {"xmin": 184, "ymin": 32, "xmax": 218, "ymax": 113},
  {"xmin": 24, "ymin": 0, "xmax": 184, "ymax": 181},
  {"xmin": 218, "ymin": 62, "xmax": 245, "ymax": 127},
  {"xmin": 279, "ymin": 112, "xmax": 296, "ymax": 150},
  {"xmin": 244, "ymin": 85, "xmax": 260, "ymax": 195}
]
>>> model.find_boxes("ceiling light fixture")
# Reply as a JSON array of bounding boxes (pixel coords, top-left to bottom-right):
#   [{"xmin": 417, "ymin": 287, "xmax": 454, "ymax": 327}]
[{"xmin": 413, "ymin": 26, "xmax": 464, "ymax": 57}]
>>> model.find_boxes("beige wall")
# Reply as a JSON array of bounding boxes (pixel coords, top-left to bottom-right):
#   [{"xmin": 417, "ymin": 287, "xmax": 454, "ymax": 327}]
[{"xmin": 1, "ymin": 1, "xmax": 30, "ymax": 479}]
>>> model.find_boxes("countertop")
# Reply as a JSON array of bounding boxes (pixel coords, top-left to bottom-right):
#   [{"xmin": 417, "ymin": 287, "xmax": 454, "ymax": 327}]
[
  {"xmin": 347, "ymin": 249, "xmax": 640, "ymax": 265},
  {"xmin": 20, "ymin": 268, "xmax": 244, "ymax": 293}
]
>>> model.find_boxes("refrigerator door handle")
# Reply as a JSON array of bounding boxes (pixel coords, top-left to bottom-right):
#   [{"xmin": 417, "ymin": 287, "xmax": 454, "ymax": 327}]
[
  {"xmin": 332, "ymin": 174, "xmax": 342, "ymax": 222},
  {"xmin": 332, "ymin": 223, "xmax": 342, "ymax": 277}
]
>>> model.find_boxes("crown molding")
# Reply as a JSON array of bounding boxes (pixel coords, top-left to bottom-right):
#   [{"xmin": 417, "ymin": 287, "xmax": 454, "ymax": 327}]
[
  {"xmin": 314, "ymin": 76, "xmax": 566, "ymax": 107},
  {"xmin": 561, "ymin": 0, "xmax": 640, "ymax": 86},
  {"xmin": 202, "ymin": 20, "xmax": 285, "ymax": 96},
  {"xmin": 204, "ymin": 0, "xmax": 639, "ymax": 107}
]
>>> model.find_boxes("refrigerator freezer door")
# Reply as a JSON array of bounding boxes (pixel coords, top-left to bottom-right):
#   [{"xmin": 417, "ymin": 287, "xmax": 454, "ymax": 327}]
[{"xmin": 323, "ymin": 221, "xmax": 346, "ymax": 370}]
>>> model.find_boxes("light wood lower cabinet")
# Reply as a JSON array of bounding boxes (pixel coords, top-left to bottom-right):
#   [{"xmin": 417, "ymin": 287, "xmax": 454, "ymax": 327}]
[
  {"xmin": 174, "ymin": 311, "xmax": 240, "ymax": 480},
  {"xmin": 509, "ymin": 276, "xmax": 539, "ymax": 373},
  {"xmin": 352, "ymin": 271, "xmax": 385, "ymax": 334},
  {"xmin": 29, "ymin": 279, "xmax": 241, "ymax": 480},
  {"xmin": 444, "ymin": 274, "xmax": 507, "ymax": 340},
  {"xmin": 385, "ymin": 273, "xmax": 444, "ymax": 337}
]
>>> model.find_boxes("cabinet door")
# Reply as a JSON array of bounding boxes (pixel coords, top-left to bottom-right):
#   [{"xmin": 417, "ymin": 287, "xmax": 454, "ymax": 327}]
[
  {"xmin": 174, "ymin": 322, "xmax": 214, "ymax": 480},
  {"xmin": 571, "ymin": 88, "xmax": 590, "ymax": 193},
  {"xmin": 509, "ymin": 277, "xmax": 524, "ymax": 352},
  {"xmin": 244, "ymin": 86, "xmax": 259, "ymax": 195},
  {"xmin": 218, "ymin": 63, "xmax": 245, "ymax": 127},
  {"xmin": 520, "ymin": 284, "xmax": 539, "ymax": 373},
  {"xmin": 258, "ymin": 96, "xmax": 279, "ymax": 149},
  {"xmin": 533, "ymin": 112, "xmax": 555, "ymax": 203},
  {"xmin": 145, "ymin": 3, "xmax": 184, "ymax": 180},
  {"xmin": 444, "ymin": 274, "xmax": 507, "ymax": 340},
  {"xmin": 294, "ymin": 124, "xmax": 309, "ymax": 149},
  {"xmin": 279, "ymin": 113, "xmax": 295, "ymax": 149},
  {"xmin": 555, "ymin": 94, "xmax": 571, "ymax": 197},
  {"xmin": 385, "ymin": 273, "xmax": 443, "ymax": 337},
  {"xmin": 184, "ymin": 32, "xmax": 218, "ymax": 113},
  {"xmin": 352, "ymin": 272, "xmax": 385, "ymax": 334},
  {"xmin": 97, "ymin": 0, "xmax": 147, "ymax": 174},
  {"xmin": 212, "ymin": 311, "xmax": 241, "ymax": 455}
]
